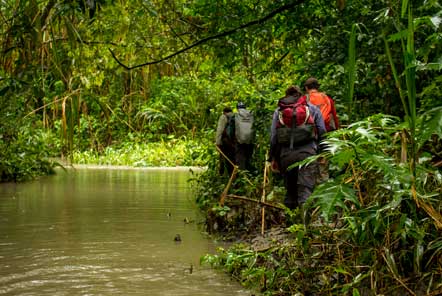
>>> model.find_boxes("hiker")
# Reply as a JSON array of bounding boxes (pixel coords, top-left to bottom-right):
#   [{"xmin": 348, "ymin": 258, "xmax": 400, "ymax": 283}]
[
  {"xmin": 303, "ymin": 77, "xmax": 339, "ymax": 132},
  {"xmin": 234, "ymin": 102, "xmax": 255, "ymax": 171},
  {"xmin": 303, "ymin": 77, "xmax": 340, "ymax": 182},
  {"xmin": 215, "ymin": 107, "xmax": 236, "ymax": 176},
  {"xmin": 269, "ymin": 85, "xmax": 326, "ymax": 210}
]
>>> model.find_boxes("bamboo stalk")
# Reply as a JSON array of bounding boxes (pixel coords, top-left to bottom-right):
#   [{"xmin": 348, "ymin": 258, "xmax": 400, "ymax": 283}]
[
  {"xmin": 216, "ymin": 145, "xmax": 236, "ymax": 168},
  {"xmin": 24, "ymin": 90, "xmax": 81, "ymax": 118},
  {"xmin": 226, "ymin": 194, "xmax": 284, "ymax": 210},
  {"xmin": 220, "ymin": 167, "xmax": 238, "ymax": 206},
  {"xmin": 217, "ymin": 147, "xmax": 283, "ymax": 214},
  {"xmin": 349, "ymin": 160, "xmax": 364, "ymax": 206},
  {"xmin": 216, "ymin": 145, "xmax": 238, "ymax": 206},
  {"xmin": 261, "ymin": 159, "xmax": 269, "ymax": 235},
  {"xmin": 400, "ymin": 129, "xmax": 408, "ymax": 163}
]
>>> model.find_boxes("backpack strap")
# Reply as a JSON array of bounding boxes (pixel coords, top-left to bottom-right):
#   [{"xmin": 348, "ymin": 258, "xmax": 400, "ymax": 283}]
[
  {"xmin": 278, "ymin": 110, "xmax": 285, "ymax": 126},
  {"xmin": 303, "ymin": 105, "xmax": 310, "ymax": 124},
  {"xmin": 289, "ymin": 107, "xmax": 298, "ymax": 149},
  {"xmin": 289, "ymin": 105, "xmax": 311, "ymax": 149}
]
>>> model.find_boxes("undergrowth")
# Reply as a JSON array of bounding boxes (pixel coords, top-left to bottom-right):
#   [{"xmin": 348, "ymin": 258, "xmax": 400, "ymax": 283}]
[
  {"xmin": 194, "ymin": 114, "xmax": 442, "ymax": 295},
  {"xmin": 72, "ymin": 136, "xmax": 210, "ymax": 167}
]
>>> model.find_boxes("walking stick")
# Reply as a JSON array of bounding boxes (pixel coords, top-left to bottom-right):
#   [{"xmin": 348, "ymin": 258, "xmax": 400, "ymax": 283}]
[
  {"xmin": 261, "ymin": 153, "xmax": 269, "ymax": 235},
  {"xmin": 216, "ymin": 145, "xmax": 238, "ymax": 206},
  {"xmin": 220, "ymin": 166, "xmax": 238, "ymax": 206}
]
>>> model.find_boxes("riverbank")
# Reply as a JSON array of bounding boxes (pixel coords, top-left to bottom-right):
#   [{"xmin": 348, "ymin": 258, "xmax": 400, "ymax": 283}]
[
  {"xmin": 70, "ymin": 138, "xmax": 209, "ymax": 168},
  {"xmin": 60, "ymin": 163, "xmax": 206, "ymax": 171},
  {"xmin": 203, "ymin": 212, "xmax": 411, "ymax": 296}
]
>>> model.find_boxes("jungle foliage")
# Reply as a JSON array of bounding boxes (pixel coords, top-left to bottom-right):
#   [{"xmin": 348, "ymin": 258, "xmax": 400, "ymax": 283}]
[
  {"xmin": 1, "ymin": 0, "xmax": 441, "ymax": 177},
  {"xmin": 201, "ymin": 114, "xmax": 442, "ymax": 295},
  {"xmin": 1, "ymin": 0, "xmax": 441, "ymax": 294}
]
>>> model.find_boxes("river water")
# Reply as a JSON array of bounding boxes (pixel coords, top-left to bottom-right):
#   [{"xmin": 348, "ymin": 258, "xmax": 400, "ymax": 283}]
[{"xmin": 0, "ymin": 167, "xmax": 252, "ymax": 296}]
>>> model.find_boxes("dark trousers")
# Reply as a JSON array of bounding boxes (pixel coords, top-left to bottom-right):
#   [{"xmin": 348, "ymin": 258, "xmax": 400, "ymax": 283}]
[
  {"xmin": 219, "ymin": 144, "xmax": 235, "ymax": 176},
  {"xmin": 283, "ymin": 162, "xmax": 317, "ymax": 209},
  {"xmin": 235, "ymin": 143, "xmax": 253, "ymax": 171}
]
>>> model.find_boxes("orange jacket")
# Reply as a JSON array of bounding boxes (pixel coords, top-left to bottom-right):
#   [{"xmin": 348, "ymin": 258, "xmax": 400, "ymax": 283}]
[{"xmin": 306, "ymin": 90, "xmax": 339, "ymax": 132}]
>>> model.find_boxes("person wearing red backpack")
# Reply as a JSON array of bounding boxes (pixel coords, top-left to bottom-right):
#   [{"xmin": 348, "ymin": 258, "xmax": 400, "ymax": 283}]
[
  {"xmin": 269, "ymin": 85, "xmax": 326, "ymax": 210},
  {"xmin": 303, "ymin": 77, "xmax": 340, "ymax": 183}
]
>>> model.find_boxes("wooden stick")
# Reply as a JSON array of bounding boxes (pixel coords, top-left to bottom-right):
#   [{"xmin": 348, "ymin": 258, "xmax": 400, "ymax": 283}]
[
  {"xmin": 261, "ymin": 158, "xmax": 269, "ymax": 235},
  {"xmin": 216, "ymin": 145, "xmax": 238, "ymax": 206},
  {"xmin": 215, "ymin": 145, "xmax": 236, "ymax": 168},
  {"xmin": 215, "ymin": 145, "xmax": 254, "ymax": 185},
  {"xmin": 226, "ymin": 194, "xmax": 284, "ymax": 210},
  {"xmin": 220, "ymin": 166, "xmax": 238, "ymax": 206}
]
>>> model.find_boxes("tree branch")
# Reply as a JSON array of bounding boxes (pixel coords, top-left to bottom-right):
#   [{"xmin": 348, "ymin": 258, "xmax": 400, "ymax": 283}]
[{"xmin": 109, "ymin": 1, "xmax": 303, "ymax": 70}]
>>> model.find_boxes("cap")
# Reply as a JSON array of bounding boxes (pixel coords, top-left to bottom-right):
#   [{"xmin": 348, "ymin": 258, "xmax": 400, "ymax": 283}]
[{"xmin": 237, "ymin": 102, "xmax": 246, "ymax": 109}]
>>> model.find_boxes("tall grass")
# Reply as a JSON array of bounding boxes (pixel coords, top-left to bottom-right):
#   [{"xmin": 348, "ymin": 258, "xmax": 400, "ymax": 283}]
[
  {"xmin": 383, "ymin": 2, "xmax": 442, "ymax": 229},
  {"xmin": 384, "ymin": 2, "xmax": 417, "ymax": 174},
  {"xmin": 345, "ymin": 23, "xmax": 357, "ymax": 119}
]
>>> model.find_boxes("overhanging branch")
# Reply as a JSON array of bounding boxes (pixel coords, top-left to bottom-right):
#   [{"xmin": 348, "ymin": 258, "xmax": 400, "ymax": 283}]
[{"xmin": 109, "ymin": 1, "xmax": 303, "ymax": 70}]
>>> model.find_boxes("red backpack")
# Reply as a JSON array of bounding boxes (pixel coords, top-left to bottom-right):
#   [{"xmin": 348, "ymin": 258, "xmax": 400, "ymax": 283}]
[{"xmin": 276, "ymin": 96, "xmax": 316, "ymax": 148}]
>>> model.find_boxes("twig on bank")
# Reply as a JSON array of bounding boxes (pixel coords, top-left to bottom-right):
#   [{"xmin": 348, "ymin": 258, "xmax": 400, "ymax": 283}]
[{"xmin": 226, "ymin": 194, "xmax": 284, "ymax": 210}]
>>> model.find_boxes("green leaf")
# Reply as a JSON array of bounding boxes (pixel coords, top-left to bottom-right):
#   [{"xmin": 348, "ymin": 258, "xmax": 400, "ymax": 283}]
[
  {"xmin": 334, "ymin": 266, "xmax": 350, "ymax": 275},
  {"xmin": 430, "ymin": 16, "xmax": 442, "ymax": 28},
  {"xmin": 312, "ymin": 183, "xmax": 357, "ymax": 222},
  {"xmin": 417, "ymin": 106, "xmax": 442, "ymax": 149},
  {"xmin": 384, "ymin": 248, "xmax": 399, "ymax": 277},
  {"xmin": 388, "ymin": 30, "xmax": 407, "ymax": 42},
  {"xmin": 416, "ymin": 59, "xmax": 442, "ymax": 71}
]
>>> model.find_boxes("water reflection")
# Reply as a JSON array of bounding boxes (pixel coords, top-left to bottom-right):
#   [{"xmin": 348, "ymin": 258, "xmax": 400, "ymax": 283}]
[{"xmin": 0, "ymin": 168, "xmax": 251, "ymax": 296}]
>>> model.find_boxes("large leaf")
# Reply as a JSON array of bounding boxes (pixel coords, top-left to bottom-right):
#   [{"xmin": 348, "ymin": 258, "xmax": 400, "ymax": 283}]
[
  {"xmin": 311, "ymin": 183, "xmax": 358, "ymax": 222},
  {"xmin": 416, "ymin": 106, "xmax": 442, "ymax": 149}
]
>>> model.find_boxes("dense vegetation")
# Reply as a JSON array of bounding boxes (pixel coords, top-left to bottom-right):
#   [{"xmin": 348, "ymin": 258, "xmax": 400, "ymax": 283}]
[{"xmin": 1, "ymin": 0, "xmax": 441, "ymax": 294}]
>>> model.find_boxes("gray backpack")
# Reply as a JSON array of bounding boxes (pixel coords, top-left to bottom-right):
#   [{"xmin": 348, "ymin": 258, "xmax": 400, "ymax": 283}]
[{"xmin": 235, "ymin": 109, "xmax": 254, "ymax": 144}]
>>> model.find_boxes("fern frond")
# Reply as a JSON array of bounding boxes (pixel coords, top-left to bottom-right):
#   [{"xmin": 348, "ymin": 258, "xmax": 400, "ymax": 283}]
[
  {"xmin": 416, "ymin": 106, "xmax": 442, "ymax": 149},
  {"xmin": 312, "ymin": 183, "xmax": 358, "ymax": 222}
]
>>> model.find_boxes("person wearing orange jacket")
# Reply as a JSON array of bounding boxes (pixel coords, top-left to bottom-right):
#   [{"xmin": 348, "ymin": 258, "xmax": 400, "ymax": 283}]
[
  {"xmin": 303, "ymin": 77, "xmax": 340, "ymax": 183},
  {"xmin": 303, "ymin": 77, "xmax": 339, "ymax": 132}
]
